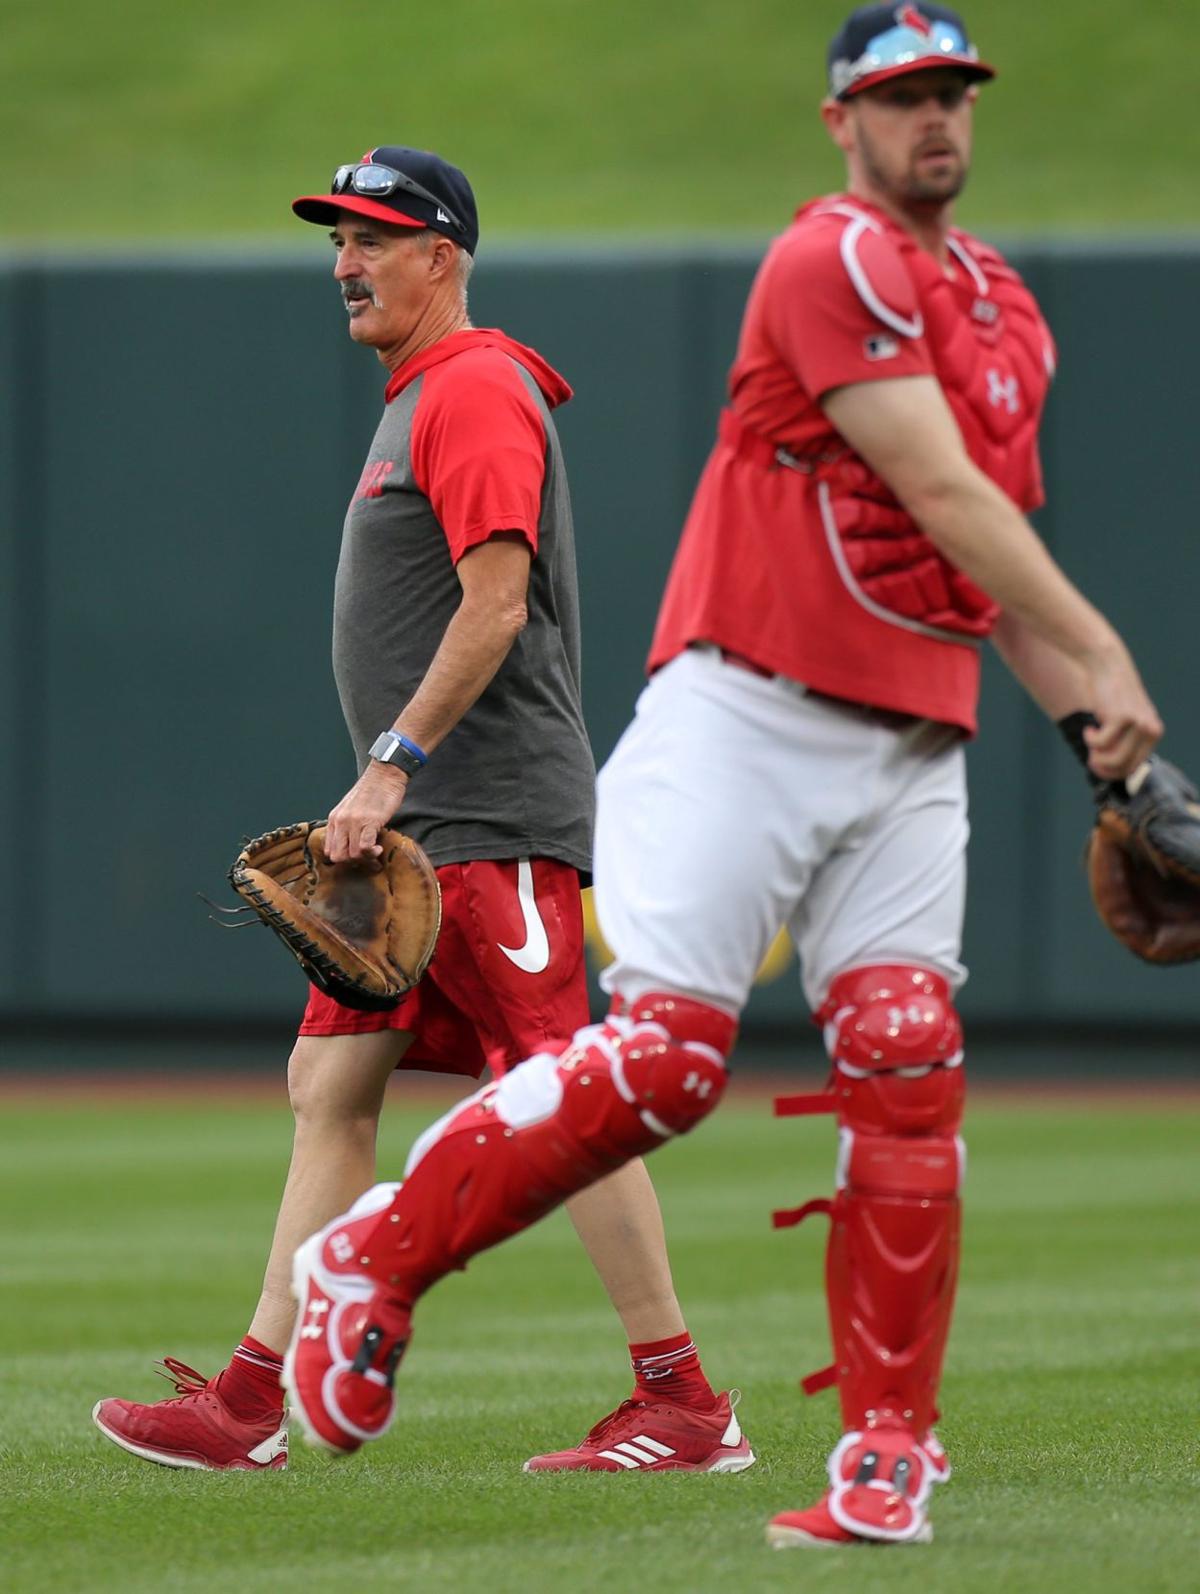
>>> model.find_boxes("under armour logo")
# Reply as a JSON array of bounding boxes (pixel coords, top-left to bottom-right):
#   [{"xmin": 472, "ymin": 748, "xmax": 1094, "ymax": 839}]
[
  {"xmin": 682, "ymin": 1070, "xmax": 714, "ymax": 1098},
  {"xmin": 300, "ymin": 1299, "xmax": 329, "ymax": 1340},
  {"xmin": 986, "ymin": 369, "xmax": 1020, "ymax": 414},
  {"xmin": 886, "ymin": 1004, "xmax": 930, "ymax": 1030},
  {"xmin": 329, "ymin": 1232, "xmax": 355, "ymax": 1263}
]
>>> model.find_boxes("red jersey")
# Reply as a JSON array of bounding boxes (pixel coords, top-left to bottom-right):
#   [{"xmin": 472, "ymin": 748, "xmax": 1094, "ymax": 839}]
[{"xmin": 648, "ymin": 195, "xmax": 1056, "ymax": 733}]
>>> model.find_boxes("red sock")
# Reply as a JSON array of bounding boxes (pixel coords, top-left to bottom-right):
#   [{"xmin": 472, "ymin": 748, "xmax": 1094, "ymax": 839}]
[
  {"xmin": 213, "ymin": 1336, "xmax": 284, "ymax": 1421},
  {"xmin": 630, "ymin": 1332, "xmax": 717, "ymax": 1410}
]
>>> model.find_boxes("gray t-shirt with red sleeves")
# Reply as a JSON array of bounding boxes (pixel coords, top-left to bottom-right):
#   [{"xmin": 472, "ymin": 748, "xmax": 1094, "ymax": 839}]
[{"xmin": 331, "ymin": 330, "xmax": 594, "ymax": 874}]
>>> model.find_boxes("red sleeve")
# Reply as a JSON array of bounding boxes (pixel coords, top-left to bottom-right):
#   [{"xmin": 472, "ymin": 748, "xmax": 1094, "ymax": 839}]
[
  {"xmin": 409, "ymin": 353, "xmax": 547, "ymax": 563},
  {"xmin": 763, "ymin": 220, "xmax": 935, "ymax": 399}
]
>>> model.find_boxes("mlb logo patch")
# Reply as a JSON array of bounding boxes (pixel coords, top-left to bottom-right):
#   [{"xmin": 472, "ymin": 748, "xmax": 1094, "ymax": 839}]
[{"xmin": 864, "ymin": 333, "xmax": 899, "ymax": 361}]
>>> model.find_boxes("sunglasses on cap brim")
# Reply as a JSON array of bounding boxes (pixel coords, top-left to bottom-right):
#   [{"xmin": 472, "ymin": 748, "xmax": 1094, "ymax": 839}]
[
  {"xmin": 331, "ymin": 163, "xmax": 467, "ymax": 239},
  {"xmin": 831, "ymin": 19, "xmax": 987, "ymax": 98}
]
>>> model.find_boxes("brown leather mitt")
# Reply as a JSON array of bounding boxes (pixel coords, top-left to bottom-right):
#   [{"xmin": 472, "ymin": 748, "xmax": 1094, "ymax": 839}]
[
  {"xmin": 229, "ymin": 822, "xmax": 441, "ymax": 1010},
  {"xmin": 1087, "ymin": 758, "xmax": 1200, "ymax": 964}
]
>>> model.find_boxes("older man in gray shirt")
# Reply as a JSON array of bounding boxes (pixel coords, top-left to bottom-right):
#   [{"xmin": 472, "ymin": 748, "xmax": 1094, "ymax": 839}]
[{"xmin": 92, "ymin": 145, "xmax": 742, "ymax": 1476}]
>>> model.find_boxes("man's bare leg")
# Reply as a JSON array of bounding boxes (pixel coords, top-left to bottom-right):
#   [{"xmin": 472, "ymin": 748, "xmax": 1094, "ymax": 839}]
[
  {"xmin": 247, "ymin": 1030, "xmax": 413, "ymax": 1352},
  {"xmin": 549, "ymin": 1163, "xmax": 735, "ymax": 1463},
  {"xmin": 564, "ymin": 1164, "xmax": 686, "ymax": 1342}
]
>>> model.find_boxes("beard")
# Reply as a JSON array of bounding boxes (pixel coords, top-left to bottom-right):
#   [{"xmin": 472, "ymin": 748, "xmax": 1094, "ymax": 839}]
[
  {"xmin": 859, "ymin": 129, "xmax": 969, "ymax": 206},
  {"xmin": 904, "ymin": 155, "xmax": 967, "ymax": 203}
]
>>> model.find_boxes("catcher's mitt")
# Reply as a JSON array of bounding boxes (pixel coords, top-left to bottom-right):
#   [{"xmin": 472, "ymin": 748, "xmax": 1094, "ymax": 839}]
[
  {"xmin": 229, "ymin": 822, "xmax": 441, "ymax": 1010},
  {"xmin": 1087, "ymin": 758, "xmax": 1200, "ymax": 965}
]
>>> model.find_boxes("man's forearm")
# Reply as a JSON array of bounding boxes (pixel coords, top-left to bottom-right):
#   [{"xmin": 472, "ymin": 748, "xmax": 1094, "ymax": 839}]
[
  {"xmin": 990, "ymin": 610, "xmax": 1093, "ymax": 719},
  {"xmin": 390, "ymin": 596, "xmax": 526, "ymax": 756},
  {"xmin": 910, "ymin": 471, "xmax": 1122, "ymax": 669}
]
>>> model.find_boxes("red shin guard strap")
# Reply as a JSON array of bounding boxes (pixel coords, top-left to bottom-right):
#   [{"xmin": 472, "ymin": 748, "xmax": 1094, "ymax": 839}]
[
  {"xmin": 774, "ymin": 1090, "xmax": 838, "ymax": 1117},
  {"xmin": 772, "ymin": 1197, "xmax": 833, "ymax": 1229},
  {"xmin": 801, "ymin": 1363, "xmax": 837, "ymax": 1396}
]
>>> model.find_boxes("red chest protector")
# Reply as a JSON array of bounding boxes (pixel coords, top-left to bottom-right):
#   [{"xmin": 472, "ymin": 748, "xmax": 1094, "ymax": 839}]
[{"xmin": 818, "ymin": 202, "xmax": 1055, "ymax": 639}]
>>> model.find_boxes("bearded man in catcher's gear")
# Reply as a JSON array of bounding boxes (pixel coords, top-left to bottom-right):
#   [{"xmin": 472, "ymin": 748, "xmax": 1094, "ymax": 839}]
[
  {"xmin": 280, "ymin": 5, "xmax": 1164, "ymax": 1547},
  {"xmin": 91, "ymin": 147, "xmax": 746, "ymax": 1475}
]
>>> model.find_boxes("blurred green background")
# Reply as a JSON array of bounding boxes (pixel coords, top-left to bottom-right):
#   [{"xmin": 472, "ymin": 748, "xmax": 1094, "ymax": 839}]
[
  {"xmin": 2, "ymin": 1, "xmax": 1198, "ymax": 1054},
  {"xmin": 3, "ymin": 0, "xmax": 1197, "ymax": 240}
]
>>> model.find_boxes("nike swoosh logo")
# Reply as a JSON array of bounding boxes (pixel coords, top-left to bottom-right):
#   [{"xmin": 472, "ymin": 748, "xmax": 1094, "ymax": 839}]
[{"xmin": 497, "ymin": 858, "xmax": 550, "ymax": 975}]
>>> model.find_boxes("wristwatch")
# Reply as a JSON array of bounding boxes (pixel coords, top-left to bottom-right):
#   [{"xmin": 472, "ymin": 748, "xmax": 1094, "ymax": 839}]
[{"xmin": 369, "ymin": 729, "xmax": 428, "ymax": 778}]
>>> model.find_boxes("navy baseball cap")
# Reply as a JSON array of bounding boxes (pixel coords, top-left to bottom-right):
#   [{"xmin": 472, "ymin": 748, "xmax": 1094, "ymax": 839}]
[
  {"xmin": 828, "ymin": 4, "xmax": 995, "ymax": 100},
  {"xmin": 293, "ymin": 146, "xmax": 479, "ymax": 255}
]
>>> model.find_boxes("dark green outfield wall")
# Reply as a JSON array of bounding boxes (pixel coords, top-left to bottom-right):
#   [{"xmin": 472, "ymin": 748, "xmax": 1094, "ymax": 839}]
[{"xmin": 2, "ymin": 242, "xmax": 1198, "ymax": 1034}]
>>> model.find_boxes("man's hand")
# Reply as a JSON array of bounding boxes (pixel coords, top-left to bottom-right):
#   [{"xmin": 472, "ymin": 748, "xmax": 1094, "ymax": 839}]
[
  {"xmin": 325, "ymin": 762, "xmax": 409, "ymax": 862},
  {"xmin": 1081, "ymin": 645, "xmax": 1163, "ymax": 781},
  {"xmin": 991, "ymin": 613, "xmax": 1163, "ymax": 783}
]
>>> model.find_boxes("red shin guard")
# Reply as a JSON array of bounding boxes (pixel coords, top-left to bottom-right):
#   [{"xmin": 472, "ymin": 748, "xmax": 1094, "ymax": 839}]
[
  {"xmin": 824, "ymin": 1124, "xmax": 962, "ymax": 1434},
  {"xmin": 341, "ymin": 993, "xmax": 734, "ymax": 1309},
  {"xmin": 775, "ymin": 965, "xmax": 964, "ymax": 1438}
]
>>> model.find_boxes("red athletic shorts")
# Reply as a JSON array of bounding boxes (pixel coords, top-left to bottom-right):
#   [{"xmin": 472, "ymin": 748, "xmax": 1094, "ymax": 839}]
[{"xmin": 298, "ymin": 856, "xmax": 589, "ymax": 1080}]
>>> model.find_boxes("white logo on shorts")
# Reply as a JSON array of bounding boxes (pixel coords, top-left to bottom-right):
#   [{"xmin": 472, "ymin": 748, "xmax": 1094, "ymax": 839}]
[{"xmin": 497, "ymin": 859, "xmax": 551, "ymax": 975}]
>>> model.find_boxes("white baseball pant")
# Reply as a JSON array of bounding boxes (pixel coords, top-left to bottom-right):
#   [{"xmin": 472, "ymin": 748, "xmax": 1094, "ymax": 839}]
[{"xmin": 594, "ymin": 646, "xmax": 968, "ymax": 1015}]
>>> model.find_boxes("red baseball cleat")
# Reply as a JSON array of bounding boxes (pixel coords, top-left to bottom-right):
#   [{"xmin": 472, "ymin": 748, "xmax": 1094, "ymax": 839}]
[
  {"xmin": 766, "ymin": 1494, "xmax": 865, "ymax": 1548},
  {"xmin": 921, "ymin": 1427, "xmax": 952, "ymax": 1485},
  {"xmin": 91, "ymin": 1359, "xmax": 288, "ymax": 1471},
  {"xmin": 283, "ymin": 1185, "xmax": 412, "ymax": 1455},
  {"xmin": 523, "ymin": 1391, "xmax": 755, "ymax": 1473},
  {"xmin": 766, "ymin": 1425, "xmax": 945, "ymax": 1548}
]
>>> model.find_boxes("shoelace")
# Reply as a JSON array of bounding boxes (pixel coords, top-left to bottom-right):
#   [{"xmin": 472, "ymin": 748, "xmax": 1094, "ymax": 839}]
[
  {"xmin": 152, "ymin": 1357, "xmax": 212, "ymax": 1398},
  {"xmin": 583, "ymin": 1388, "xmax": 732, "ymax": 1447},
  {"xmin": 582, "ymin": 1399, "xmax": 642, "ymax": 1444}
]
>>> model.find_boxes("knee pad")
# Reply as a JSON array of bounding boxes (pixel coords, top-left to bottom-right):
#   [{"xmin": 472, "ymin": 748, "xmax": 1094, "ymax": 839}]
[
  {"xmin": 463, "ymin": 990, "xmax": 733, "ymax": 1150},
  {"xmin": 601, "ymin": 990, "xmax": 734, "ymax": 1135},
  {"xmin": 821, "ymin": 963, "xmax": 964, "ymax": 1139}
]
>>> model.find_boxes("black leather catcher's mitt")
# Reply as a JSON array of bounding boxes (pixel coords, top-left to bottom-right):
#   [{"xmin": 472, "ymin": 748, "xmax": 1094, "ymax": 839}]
[
  {"xmin": 229, "ymin": 822, "xmax": 441, "ymax": 1010},
  {"xmin": 1087, "ymin": 759, "xmax": 1200, "ymax": 965}
]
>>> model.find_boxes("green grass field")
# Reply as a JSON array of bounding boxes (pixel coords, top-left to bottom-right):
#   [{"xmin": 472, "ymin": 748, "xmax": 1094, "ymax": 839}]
[
  {"xmin": 2, "ymin": 1085, "xmax": 1196, "ymax": 1593},
  {"xmin": 2, "ymin": 0, "xmax": 1198, "ymax": 239}
]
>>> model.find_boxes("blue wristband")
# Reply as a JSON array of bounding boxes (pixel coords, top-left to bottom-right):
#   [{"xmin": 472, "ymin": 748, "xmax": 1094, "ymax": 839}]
[
  {"xmin": 394, "ymin": 734, "xmax": 428, "ymax": 767},
  {"xmin": 369, "ymin": 730, "xmax": 429, "ymax": 778}
]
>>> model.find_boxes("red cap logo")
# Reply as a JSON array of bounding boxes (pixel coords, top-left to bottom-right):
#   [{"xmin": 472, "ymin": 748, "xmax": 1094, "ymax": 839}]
[{"xmin": 896, "ymin": 5, "xmax": 934, "ymax": 34}]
